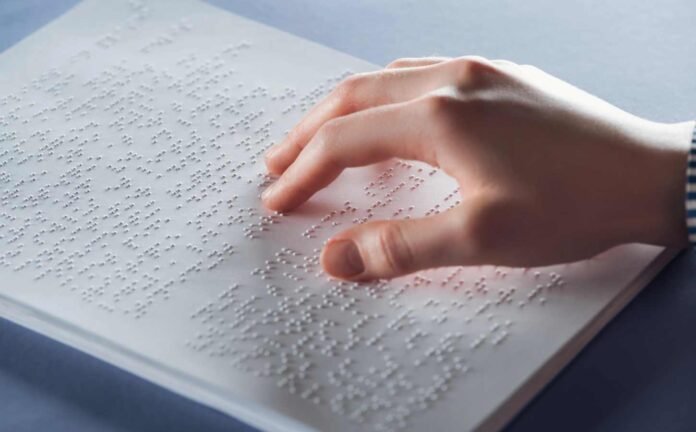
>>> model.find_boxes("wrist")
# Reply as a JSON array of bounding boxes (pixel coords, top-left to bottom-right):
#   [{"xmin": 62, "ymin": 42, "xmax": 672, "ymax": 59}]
[{"xmin": 632, "ymin": 120, "xmax": 694, "ymax": 248}]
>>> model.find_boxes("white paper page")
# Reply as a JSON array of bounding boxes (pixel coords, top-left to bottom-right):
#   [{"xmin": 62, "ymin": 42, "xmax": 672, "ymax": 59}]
[{"xmin": 0, "ymin": 0, "xmax": 675, "ymax": 431}]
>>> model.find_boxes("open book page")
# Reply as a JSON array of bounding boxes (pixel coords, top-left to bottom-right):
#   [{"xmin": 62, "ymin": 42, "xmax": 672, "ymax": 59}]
[{"xmin": 0, "ymin": 0, "xmax": 673, "ymax": 430}]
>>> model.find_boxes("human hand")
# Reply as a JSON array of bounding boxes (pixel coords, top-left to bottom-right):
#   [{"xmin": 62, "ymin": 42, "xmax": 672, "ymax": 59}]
[{"xmin": 261, "ymin": 56, "xmax": 694, "ymax": 281}]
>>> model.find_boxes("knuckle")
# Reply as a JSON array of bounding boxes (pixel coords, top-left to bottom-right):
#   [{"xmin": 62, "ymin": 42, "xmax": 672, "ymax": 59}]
[
  {"xmin": 491, "ymin": 59, "xmax": 517, "ymax": 67},
  {"xmin": 333, "ymin": 74, "xmax": 366, "ymax": 107},
  {"xmin": 315, "ymin": 118, "xmax": 342, "ymax": 143},
  {"xmin": 340, "ymin": 74, "xmax": 362, "ymax": 90},
  {"xmin": 316, "ymin": 118, "xmax": 339, "ymax": 139},
  {"xmin": 312, "ymin": 120, "xmax": 342, "ymax": 162},
  {"xmin": 450, "ymin": 56, "xmax": 499, "ymax": 88},
  {"xmin": 284, "ymin": 126, "xmax": 304, "ymax": 149},
  {"xmin": 376, "ymin": 223, "xmax": 414, "ymax": 274},
  {"xmin": 386, "ymin": 57, "xmax": 411, "ymax": 68},
  {"xmin": 520, "ymin": 64, "xmax": 544, "ymax": 76}
]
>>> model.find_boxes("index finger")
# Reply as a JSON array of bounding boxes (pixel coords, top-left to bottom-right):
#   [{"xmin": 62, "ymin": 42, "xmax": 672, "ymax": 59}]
[{"xmin": 262, "ymin": 97, "xmax": 438, "ymax": 212}]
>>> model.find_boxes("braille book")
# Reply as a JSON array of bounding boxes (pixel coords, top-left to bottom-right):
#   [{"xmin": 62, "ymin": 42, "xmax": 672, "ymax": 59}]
[{"xmin": 0, "ymin": 0, "xmax": 675, "ymax": 431}]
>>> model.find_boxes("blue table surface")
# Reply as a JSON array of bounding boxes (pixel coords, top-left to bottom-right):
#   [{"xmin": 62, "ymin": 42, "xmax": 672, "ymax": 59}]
[{"xmin": 2, "ymin": 0, "xmax": 696, "ymax": 431}]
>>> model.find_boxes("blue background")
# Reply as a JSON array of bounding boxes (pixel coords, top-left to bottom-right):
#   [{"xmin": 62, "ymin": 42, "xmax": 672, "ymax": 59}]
[{"xmin": 2, "ymin": 0, "xmax": 696, "ymax": 431}]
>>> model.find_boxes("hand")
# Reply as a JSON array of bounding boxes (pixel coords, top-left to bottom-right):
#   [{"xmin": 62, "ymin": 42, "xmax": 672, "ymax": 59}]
[{"xmin": 261, "ymin": 56, "xmax": 694, "ymax": 281}]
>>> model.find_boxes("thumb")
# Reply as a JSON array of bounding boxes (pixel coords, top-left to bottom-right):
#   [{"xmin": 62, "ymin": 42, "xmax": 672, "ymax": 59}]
[{"xmin": 320, "ymin": 207, "xmax": 470, "ymax": 281}]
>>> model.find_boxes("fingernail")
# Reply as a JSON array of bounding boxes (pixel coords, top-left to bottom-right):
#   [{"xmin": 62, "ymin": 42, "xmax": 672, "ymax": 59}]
[
  {"xmin": 261, "ymin": 182, "xmax": 277, "ymax": 201},
  {"xmin": 323, "ymin": 239, "xmax": 364, "ymax": 278}
]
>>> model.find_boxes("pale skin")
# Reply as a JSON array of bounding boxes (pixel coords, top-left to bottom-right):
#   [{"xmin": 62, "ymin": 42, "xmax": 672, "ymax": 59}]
[{"xmin": 261, "ymin": 56, "xmax": 695, "ymax": 281}]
